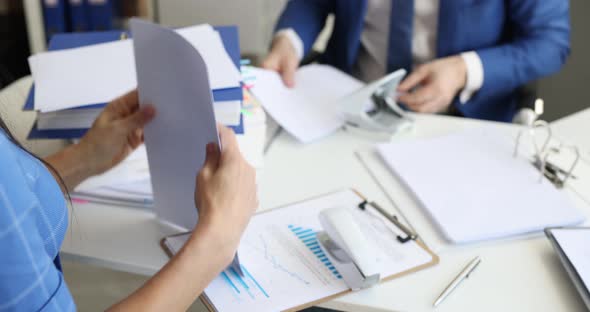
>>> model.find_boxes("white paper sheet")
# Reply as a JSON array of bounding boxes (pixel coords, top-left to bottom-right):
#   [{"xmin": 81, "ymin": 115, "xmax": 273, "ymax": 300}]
[
  {"xmin": 75, "ymin": 145, "xmax": 149, "ymax": 191},
  {"xmin": 29, "ymin": 24, "xmax": 240, "ymax": 113},
  {"xmin": 377, "ymin": 128, "xmax": 585, "ymax": 244},
  {"xmin": 250, "ymin": 65, "xmax": 363, "ymax": 143},
  {"xmin": 131, "ymin": 19, "xmax": 219, "ymax": 231}
]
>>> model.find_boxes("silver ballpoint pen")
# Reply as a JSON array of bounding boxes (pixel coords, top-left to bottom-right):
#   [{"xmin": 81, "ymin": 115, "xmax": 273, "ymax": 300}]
[{"xmin": 433, "ymin": 256, "xmax": 482, "ymax": 307}]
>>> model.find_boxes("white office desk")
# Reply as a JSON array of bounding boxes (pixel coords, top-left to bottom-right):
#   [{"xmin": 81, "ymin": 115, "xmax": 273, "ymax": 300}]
[
  {"xmin": 551, "ymin": 107, "xmax": 590, "ymax": 156},
  {"xmin": 61, "ymin": 114, "xmax": 590, "ymax": 312}
]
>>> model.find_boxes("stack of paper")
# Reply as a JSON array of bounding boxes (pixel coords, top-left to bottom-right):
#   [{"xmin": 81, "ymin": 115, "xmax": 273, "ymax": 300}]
[
  {"xmin": 250, "ymin": 65, "xmax": 363, "ymax": 143},
  {"xmin": 236, "ymin": 89, "xmax": 267, "ymax": 169},
  {"xmin": 73, "ymin": 118, "xmax": 266, "ymax": 207},
  {"xmin": 26, "ymin": 24, "xmax": 243, "ymax": 137},
  {"xmin": 73, "ymin": 145, "xmax": 153, "ymax": 207},
  {"xmin": 376, "ymin": 128, "xmax": 585, "ymax": 244}
]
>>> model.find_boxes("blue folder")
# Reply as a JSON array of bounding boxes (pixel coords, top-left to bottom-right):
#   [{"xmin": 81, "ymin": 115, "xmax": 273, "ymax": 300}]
[
  {"xmin": 42, "ymin": 0, "xmax": 67, "ymax": 40},
  {"xmin": 86, "ymin": 0, "xmax": 113, "ymax": 31},
  {"xmin": 68, "ymin": 0, "xmax": 90, "ymax": 32},
  {"xmin": 27, "ymin": 26, "xmax": 244, "ymax": 138},
  {"xmin": 28, "ymin": 115, "xmax": 244, "ymax": 140}
]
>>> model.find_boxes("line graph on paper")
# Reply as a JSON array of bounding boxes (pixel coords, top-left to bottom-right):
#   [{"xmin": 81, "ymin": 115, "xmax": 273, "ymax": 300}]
[
  {"xmin": 258, "ymin": 234, "xmax": 311, "ymax": 285},
  {"xmin": 204, "ymin": 222, "xmax": 350, "ymax": 312}
]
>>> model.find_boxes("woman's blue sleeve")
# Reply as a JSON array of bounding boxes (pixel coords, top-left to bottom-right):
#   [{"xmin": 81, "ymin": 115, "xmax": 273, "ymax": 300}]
[{"xmin": 0, "ymin": 153, "xmax": 75, "ymax": 311}]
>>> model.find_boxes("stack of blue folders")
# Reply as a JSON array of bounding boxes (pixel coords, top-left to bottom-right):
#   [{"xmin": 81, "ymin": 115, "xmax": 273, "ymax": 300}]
[{"xmin": 24, "ymin": 26, "xmax": 244, "ymax": 139}]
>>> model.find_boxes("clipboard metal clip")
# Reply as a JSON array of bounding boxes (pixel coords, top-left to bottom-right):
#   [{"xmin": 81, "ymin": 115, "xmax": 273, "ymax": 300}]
[
  {"xmin": 358, "ymin": 200, "xmax": 418, "ymax": 243},
  {"xmin": 514, "ymin": 120, "xmax": 580, "ymax": 188}
]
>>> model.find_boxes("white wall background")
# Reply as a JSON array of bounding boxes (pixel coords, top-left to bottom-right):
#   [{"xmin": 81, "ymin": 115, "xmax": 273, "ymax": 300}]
[{"xmin": 157, "ymin": 0, "xmax": 288, "ymax": 59}]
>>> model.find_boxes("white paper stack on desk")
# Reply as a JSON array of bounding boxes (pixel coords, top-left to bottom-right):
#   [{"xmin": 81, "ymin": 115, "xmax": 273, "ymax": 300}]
[
  {"xmin": 27, "ymin": 24, "xmax": 243, "ymax": 133},
  {"xmin": 72, "ymin": 117, "xmax": 267, "ymax": 207},
  {"xmin": 72, "ymin": 145, "xmax": 153, "ymax": 207}
]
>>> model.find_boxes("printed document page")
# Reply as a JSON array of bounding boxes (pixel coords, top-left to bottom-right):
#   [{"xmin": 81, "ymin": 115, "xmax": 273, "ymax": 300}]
[{"xmin": 202, "ymin": 189, "xmax": 433, "ymax": 312}]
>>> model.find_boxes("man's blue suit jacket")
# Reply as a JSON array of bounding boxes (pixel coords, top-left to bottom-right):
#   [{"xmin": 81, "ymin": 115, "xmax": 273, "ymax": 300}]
[{"xmin": 275, "ymin": 0, "xmax": 570, "ymax": 122}]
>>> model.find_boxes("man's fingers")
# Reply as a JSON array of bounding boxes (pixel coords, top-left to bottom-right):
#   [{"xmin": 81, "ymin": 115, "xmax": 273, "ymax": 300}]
[
  {"xmin": 398, "ymin": 66, "xmax": 429, "ymax": 92},
  {"xmin": 261, "ymin": 54, "xmax": 280, "ymax": 71},
  {"xmin": 398, "ymin": 85, "xmax": 437, "ymax": 108},
  {"xmin": 413, "ymin": 99, "xmax": 438, "ymax": 113},
  {"xmin": 119, "ymin": 105, "xmax": 156, "ymax": 133},
  {"xmin": 280, "ymin": 60, "xmax": 298, "ymax": 88}
]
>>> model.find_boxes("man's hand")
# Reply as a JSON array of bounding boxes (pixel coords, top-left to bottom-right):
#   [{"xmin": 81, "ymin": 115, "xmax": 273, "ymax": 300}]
[
  {"xmin": 397, "ymin": 55, "xmax": 467, "ymax": 113},
  {"xmin": 261, "ymin": 34, "xmax": 300, "ymax": 88}
]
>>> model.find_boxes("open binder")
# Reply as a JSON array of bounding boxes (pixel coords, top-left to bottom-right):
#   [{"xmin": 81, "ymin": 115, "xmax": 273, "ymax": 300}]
[
  {"xmin": 161, "ymin": 189, "xmax": 438, "ymax": 312},
  {"xmin": 369, "ymin": 126, "xmax": 585, "ymax": 245}
]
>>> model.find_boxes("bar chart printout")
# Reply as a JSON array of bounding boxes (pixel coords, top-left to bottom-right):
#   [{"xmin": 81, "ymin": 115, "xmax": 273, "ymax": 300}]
[
  {"xmin": 204, "ymin": 216, "xmax": 350, "ymax": 312},
  {"xmin": 288, "ymin": 224, "xmax": 342, "ymax": 279},
  {"xmin": 202, "ymin": 189, "xmax": 434, "ymax": 312}
]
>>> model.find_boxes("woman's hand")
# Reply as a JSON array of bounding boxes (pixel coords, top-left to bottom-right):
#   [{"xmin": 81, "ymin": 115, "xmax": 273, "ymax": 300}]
[
  {"xmin": 78, "ymin": 90, "xmax": 155, "ymax": 176},
  {"xmin": 108, "ymin": 125, "xmax": 257, "ymax": 312},
  {"xmin": 45, "ymin": 90, "xmax": 155, "ymax": 190},
  {"xmin": 192, "ymin": 125, "xmax": 258, "ymax": 265}
]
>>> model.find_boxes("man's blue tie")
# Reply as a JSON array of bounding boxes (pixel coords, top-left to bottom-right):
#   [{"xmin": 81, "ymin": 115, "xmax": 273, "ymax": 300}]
[{"xmin": 388, "ymin": 0, "xmax": 414, "ymax": 73}]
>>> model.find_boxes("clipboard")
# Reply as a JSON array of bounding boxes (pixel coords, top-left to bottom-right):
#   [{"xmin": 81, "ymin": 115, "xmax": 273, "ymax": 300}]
[{"xmin": 162, "ymin": 189, "xmax": 439, "ymax": 312}]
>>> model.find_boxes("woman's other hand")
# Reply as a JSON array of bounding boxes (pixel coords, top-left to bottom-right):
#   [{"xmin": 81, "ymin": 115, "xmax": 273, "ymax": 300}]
[
  {"xmin": 79, "ymin": 90, "xmax": 155, "ymax": 175},
  {"xmin": 192, "ymin": 125, "xmax": 258, "ymax": 266},
  {"xmin": 45, "ymin": 90, "xmax": 155, "ymax": 190}
]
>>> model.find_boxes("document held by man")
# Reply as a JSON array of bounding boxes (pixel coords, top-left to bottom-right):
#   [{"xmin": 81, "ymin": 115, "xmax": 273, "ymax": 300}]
[{"xmin": 250, "ymin": 65, "xmax": 363, "ymax": 143}]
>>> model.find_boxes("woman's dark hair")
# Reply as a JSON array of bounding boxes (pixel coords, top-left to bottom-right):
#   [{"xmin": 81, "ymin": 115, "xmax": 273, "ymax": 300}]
[{"xmin": 0, "ymin": 115, "xmax": 71, "ymax": 196}]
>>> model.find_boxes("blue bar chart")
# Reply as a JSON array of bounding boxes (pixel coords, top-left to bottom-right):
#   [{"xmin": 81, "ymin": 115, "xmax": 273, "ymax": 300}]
[
  {"xmin": 220, "ymin": 265, "xmax": 270, "ymax": 300},
  {"xmin": 288, "ymin": 224, "xmax": 342, "ymax": 279}
]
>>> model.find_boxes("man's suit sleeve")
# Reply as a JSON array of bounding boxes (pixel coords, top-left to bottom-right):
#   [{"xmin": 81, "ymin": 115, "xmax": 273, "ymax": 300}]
[
  {"xmin": 275, "ymin": 0, "xmax": 335, "ymax": 56},
  {"xmin": 464, "ymin": 0, "xmax": 570, "ymax": 114}
]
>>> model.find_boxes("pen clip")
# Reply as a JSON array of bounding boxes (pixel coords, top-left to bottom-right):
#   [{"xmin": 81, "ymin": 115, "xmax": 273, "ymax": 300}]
[
  {"xmin": 358, "ymin": 200, "xmax": 417, "ymax": 243},
  {"xmin": 465, "ymin": 259, "xmax": 481, "ymax": 279}
]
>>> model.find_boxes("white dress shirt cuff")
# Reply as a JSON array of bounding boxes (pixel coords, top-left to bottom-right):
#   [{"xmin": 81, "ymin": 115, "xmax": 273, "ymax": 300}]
[
  {"xmin": 459, "ymin": 51, "xmax": 484, "ymax": 104},
  {"xmin": 275, "ymin": 28, "xmax": 304, "ymax": 61}
]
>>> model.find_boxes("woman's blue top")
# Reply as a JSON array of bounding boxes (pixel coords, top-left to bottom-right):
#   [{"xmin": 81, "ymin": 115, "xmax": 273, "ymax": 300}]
[{"xmin": 0, "ymin": 131, "xmax": 75, "ymax": 311}]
